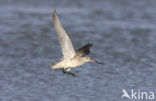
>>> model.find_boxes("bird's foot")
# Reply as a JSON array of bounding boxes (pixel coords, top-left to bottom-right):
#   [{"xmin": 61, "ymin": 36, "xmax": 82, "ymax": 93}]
[{"xmin": 62, "ymin": 69, "xmax": 76, "ymax": 77}]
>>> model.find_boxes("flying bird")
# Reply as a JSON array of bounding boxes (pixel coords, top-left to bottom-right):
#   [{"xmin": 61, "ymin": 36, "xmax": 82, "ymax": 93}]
[{"xmin": 51, "ymin": 10, "xmax": 103, "ymax": 77}]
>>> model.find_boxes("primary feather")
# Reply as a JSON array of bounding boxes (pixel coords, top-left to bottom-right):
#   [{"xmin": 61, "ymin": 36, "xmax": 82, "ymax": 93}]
[{"xmin": 76, "ymin": 43, "xmax": 93, "ymax": 57}]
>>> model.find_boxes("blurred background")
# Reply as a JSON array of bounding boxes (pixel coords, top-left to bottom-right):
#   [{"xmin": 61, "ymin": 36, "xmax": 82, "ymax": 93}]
[{"xmin": 0, "ymin": 0, "xmax": 156, "ymax": 101}]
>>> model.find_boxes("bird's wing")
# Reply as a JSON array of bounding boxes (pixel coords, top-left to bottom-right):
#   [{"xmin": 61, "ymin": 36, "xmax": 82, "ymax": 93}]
[
  {"xmin": 76, "ymin": 43, "xmax": 93, "ymax": 57},
  {"xmin": 53, "ymin": 10, "xmax": 76, "ymax": 59}
]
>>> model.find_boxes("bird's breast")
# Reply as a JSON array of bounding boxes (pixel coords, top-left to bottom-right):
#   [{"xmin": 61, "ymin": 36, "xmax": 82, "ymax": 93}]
[{"xmin": 63, "ymin": 58, "xmax": 85, "ymax": 68}]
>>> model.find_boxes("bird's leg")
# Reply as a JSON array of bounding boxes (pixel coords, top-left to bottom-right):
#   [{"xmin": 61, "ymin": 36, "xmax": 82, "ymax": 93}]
[{"xmin": 62, "ymin": 68, "xmax": 76, "ymax": 77}]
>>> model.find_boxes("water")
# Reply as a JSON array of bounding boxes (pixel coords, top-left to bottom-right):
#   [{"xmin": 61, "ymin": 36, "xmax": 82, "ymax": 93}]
[{"xmin": 0, "ymin": 0, "xmax": 156, "ymax": 101}]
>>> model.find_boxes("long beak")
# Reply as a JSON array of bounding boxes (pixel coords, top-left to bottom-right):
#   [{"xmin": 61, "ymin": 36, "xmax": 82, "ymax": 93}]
[{"xmin": 90, "ymin": 59, "xmax": 104, "ymax": 65}]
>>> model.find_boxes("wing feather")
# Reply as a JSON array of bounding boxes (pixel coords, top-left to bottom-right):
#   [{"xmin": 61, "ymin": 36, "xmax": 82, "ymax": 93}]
[
  {"xmin": 53, "ymin": 10, "xmax": 76, "ymax": 59},
  {"xmin": 76, "ymin": 43, "xmax": 93, "ymax": 57}
]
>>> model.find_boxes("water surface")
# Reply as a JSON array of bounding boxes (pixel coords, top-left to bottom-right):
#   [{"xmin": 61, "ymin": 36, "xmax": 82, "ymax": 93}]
[{"xmin": 0, "ymin": 0, "xmax": 156, "ymax": 101}]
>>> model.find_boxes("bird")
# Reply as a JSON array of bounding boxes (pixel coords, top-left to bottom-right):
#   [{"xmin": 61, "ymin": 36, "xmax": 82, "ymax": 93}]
[{"xmin": 51, "ymin": 10, "xmax": 103, "ymax": 77}]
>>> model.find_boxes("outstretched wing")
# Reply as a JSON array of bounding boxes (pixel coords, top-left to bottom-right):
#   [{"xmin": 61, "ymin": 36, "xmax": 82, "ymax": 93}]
[
  {"xmin": 76, "ymin": 43, "xmax": 93, "ymax": 57},
  {"xmin": 53, "ymin": 10, "xmax": 76, "ymax": 59}
]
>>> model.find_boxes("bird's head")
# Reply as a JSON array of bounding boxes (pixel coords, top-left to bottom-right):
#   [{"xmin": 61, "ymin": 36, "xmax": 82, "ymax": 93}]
[
  {"xmin": 83, "ymin": 57, "xmax": 104, "ymax": 65},
  {"xmin": 83, "ymin": 57, "xmax": 92, "ymax": 62}
]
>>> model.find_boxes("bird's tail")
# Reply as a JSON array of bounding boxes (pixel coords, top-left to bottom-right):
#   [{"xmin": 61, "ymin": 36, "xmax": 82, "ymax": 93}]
[
  {"xmin": 50, "ymin": 62, "xmax": 57, "ymax": 69},
  {"xmin": 50, "ymin": 62, "xmax": 61, "ymax": 70}
]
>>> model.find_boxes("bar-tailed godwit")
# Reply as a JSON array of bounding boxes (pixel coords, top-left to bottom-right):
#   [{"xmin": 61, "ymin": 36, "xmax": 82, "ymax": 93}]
[{"xmin": 51, "ymin": 10, "xmax": 103, "ymax": 77}]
